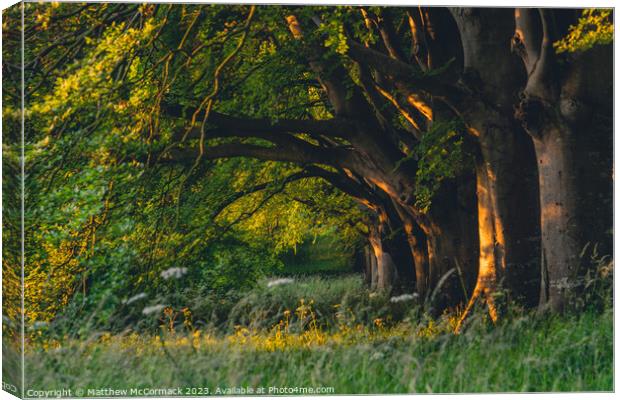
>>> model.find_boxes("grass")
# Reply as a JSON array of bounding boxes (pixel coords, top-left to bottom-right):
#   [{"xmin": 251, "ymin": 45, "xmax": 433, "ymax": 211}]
[{"xmin": 20, "ymin": 274, "xmax": 613, "ymax": 394}]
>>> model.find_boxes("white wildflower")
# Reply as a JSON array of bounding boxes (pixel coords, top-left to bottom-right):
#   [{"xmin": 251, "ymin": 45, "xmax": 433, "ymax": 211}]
[
  {"xmin": 370, "ymin": 351, "xmax": 385, "ymax": 361},
  {"xmin": 32, "ymin": 321, "xmax": 48, "ymax": 329},
  {"xmin": 160, "ymin": 267, "xmax": 188, "ymax": 280},
  {"xmin": 123, "ymin": 293, "xmax": 147, "ymax": 305},
  {"xmin": 142, "ymin": 304, "xmax": 165, "ymax": 316},
  {"xmin": 390, "ymin": 293, "xmax": 418, "ymax": 303},
  {"xmin": 267, "ymin": 278, "xmax": 294, "ymax": 288}
]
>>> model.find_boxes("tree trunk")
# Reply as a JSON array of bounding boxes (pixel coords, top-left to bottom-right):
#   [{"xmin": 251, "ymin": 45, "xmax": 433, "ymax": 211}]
[
  {"xmin": 512, "ymin": 12, "xmax": 611, "ymax": 311},
  {"xmin": 403, "ymin": 220, "xmax": 429, "ymax": 297},
  {"xmin": 359, "ymin": 245, "xmax": 373, "ymax": 286},
  {"xmin": 533, "ymin": 123, "xmax": 580, "ymax": 312},
  {"xmin": 422, "ymin": 221, "xmax": 462, "ymax": 309},
  {"xmin": 449, "ymin": 9, "xmax": 540, "ymax": 325},
  {"xmin": 418, "ymin": 177, "xmax": 477, "ymax": 308},
  {"xmin": 456, "ymin": 161, "xmax": 500, "ymax": 331},
  {"xmin": 391, "ymin": 202, "xmax": 429, "ymax": 297},
  {"xmin": 369, "ymin": 245, "xmax": 379, "ymax": 290},
  {"xmin": 368, "ymin": 224, "xmax": 397, "ymax": 291}
]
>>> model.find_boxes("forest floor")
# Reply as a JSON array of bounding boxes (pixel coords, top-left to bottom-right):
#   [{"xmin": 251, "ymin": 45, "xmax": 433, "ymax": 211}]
[{"xmin": 21, "ymin": 274, "xmax": 613, "ymax": 394}]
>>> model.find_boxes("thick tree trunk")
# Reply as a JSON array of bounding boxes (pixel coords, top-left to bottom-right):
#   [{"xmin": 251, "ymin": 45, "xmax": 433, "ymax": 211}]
[
  {"xmin": 479, "ymin": 121, "xmax": 541, "ymax": 296},
  {"xmin": 449, "ymin": 9, "xmax": 540, "ymax": 326},
  {"xmin": 457, "ymin": 161, "xmax": 500, "ymax": 331},
  {"xmin": 516, "ymin": 96, "xmax": 582, "ymax": 313},
  {"xmin": 403, "ymin": 220, "xmax": 429, "ymax": 297},
  {"xmin": 456, "ymin": 115, "xmax": 540, "ymax": 330},
  {"xmin": 377, "ymin": 252, "xmax": 397, "ymax": 291},
  {"xmin": 420, "ymin": 184, "xmax": 478, "ymax": 310},
  {"xmin": 368, "ymin": 224, "xmax": 397, "ymax": 291},
  {"xmin": 386, "ymin": 175, "xmax": 477, "ymax": 311},
  {"xmin": 391, "ymin": 202, "xmax": 429, "ymax": 297},
  {"xmin": 425, "ymin": 231, "xmax": 453, "ymax": 293},
  {"xmin": 532, "ymin": 124, "xmax": 580, "ymax": 312},
  {"xmin": 512, "ymin": 12, "xmax": 611, "ymax": 312}
]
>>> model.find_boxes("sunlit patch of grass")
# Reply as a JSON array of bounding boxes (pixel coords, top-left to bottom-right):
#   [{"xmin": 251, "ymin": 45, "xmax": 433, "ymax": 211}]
[{"xmin": 33, "ymin": 297, "xmax": 417, "ymax": 354}]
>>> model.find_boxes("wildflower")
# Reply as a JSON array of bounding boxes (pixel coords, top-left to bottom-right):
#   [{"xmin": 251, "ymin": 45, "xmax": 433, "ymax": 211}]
[
  {"xmin": 123, "ymin": 292, "xmax": 147, "ymax": 305},
  {"xmin": 32, "ymin": 321, "xmax": 48, "ymax": 330},
  {"xmin": 142, "ymin": 304, "xmax": 165, "ymax": 316},
  {"xmin": 160, "ymin": 267, "xmax": 188, "ymax": 280},
  {"xmin": 266, "ymin": 277, "xmax": 294, "ymax": 288},
  {"xmin": 389, "ymin": 293, "xmax": 418, "ymax": 303},
  {"xmin": 370, "ymin": 351, "xmax": 385, "ymax": 361}
]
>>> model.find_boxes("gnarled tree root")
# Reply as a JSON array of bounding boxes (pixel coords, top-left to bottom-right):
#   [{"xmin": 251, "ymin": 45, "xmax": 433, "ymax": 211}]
[{"xmin": 454, "ymin": 285, "xmax": 498, "ymax": 334}]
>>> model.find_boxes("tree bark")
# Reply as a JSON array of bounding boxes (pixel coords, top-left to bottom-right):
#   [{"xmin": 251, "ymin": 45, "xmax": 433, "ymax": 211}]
[
  {"xmin": 456, "ymin": 161, "xmax": 500, "ymax": 331},
  {"xmin": 449, "ymin": 8, "xmax": 541, "ymax": 325},
  {"xmin": 519, "ymin": 110, "xmax": 581, "ymax": 312},
  {"xmin": 403, "ymin": 218, "xmax": 429, "ymax": 297},
  {"xmin": 512, "ymin": 9, "xmax": 611, "ymax": 311},
  {"xmin": 362, "ymin": 245, "xmax": 373, "ymax": 286},
  {"xmin": 369, "ymin": 244, "xmax": 379, "ymax": 290},
  {"xmin": 368, "ymin": 224, "xmax": 397, "ymax": 291}
]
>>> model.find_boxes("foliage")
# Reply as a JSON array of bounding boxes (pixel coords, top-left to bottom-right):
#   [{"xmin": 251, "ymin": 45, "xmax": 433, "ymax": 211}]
[
  {"xmin": 554, "ymin": 9, "xmax": 613, "ymax": 53},
  {"xmin": 411, "ymin": 120, "xmax": 467, "ymax": 212},
  {"xmin": 8, "ymin": 2, "xmax": 370, "ymax": 327}
]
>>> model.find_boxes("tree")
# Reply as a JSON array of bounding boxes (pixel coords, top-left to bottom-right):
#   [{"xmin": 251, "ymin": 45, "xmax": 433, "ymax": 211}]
[
  {"xmin": 8, "ymin": 4, "xmax": 613, "ymax": 325},
  {"xmin": 512, "ymin": 8, "xmax": 613, "ymax": 311}
]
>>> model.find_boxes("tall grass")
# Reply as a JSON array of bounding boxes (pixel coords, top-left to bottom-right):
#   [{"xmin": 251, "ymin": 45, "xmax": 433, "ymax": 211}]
[
  {"xmin": 22, "ymin": 272, "xmax": 613, "ymax": 394},
  {"xmin": 24, "ymin": 307, "xmax": 612, "ymax": 393}
]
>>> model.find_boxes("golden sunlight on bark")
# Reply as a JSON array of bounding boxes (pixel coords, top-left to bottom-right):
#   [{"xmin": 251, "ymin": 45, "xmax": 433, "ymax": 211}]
[
  {"xmin": 455, "ymin": 164, "xmax": 499, "ymax": 333},
  {"xmin": 374, "ymin": 85, "xmax": 421, "ymax": 131},
  {"xmin": 285, "ymin": 15, "xmax": 303, "ymax": 39},
  {"xmin": 406, "ymin": 94, "xmax": 433, "ymax": 121}
]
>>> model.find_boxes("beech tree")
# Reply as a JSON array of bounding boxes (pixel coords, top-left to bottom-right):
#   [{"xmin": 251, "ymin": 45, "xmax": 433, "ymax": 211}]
[
  {"xmin": 512, "ymin": 8, "xmax": 613, "ymax": 311},
  {"xmin": 4, "ymin": 4, "xmax": 612, "ymax": 325}
]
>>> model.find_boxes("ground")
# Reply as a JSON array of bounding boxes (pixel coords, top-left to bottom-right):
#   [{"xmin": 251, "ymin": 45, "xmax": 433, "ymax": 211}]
[{"xmin": 20, "ymin": 272, "xmax": 613, "ymax": 394}]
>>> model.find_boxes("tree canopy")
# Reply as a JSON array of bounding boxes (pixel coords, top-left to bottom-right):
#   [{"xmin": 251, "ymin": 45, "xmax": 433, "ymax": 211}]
[{"xmin": 1, "ymin": 4, "xmax": 613, "ymax": 330}]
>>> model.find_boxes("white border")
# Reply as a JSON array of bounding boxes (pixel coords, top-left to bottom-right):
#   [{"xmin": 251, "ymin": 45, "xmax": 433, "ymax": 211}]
[{"xmin": 0, "ymin": 1, "xmax": 616, "ymax": 400}]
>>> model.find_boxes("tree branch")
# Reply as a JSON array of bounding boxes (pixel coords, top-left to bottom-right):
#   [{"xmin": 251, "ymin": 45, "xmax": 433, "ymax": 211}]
[
  {"xmin": 161, "ymin": 103, "xmax": 354, "ymax": 139},
  {"xmin": 209, "ymin": 170, "xmax": 314, "ymax": 220},
  {"xmin": 285, "ymin": 14, "xmax": 377, "ymax": 120},
  {"xmin": 347, "ymin": 39, "xmax": 455, "ymax": 97}
]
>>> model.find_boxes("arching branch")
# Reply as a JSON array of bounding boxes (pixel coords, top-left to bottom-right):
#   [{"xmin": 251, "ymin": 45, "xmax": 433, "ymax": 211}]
[
  {"xmin": 160, "ymin": 141, "xmax": 350, "ymax": 167},
  {"xmin": 209, "ymin": 170, "xmax": 315, "ymax": 220},
  {"xmin": 162, "ymin": 103, "xmax": 355, "ymax": 139},
  {"xmin": 347, "ymin": 40, "xmax": 456, "ymax": 97},
  {"xmin": 285, "ymin": 14, "xmax": 377, "ymax": 120}
]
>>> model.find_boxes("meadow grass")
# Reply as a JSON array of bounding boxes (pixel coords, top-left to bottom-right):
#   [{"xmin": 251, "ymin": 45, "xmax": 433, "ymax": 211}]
[{"xmin": 21, "ymin": 275, "xmax": 613, "ymax": 394}]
